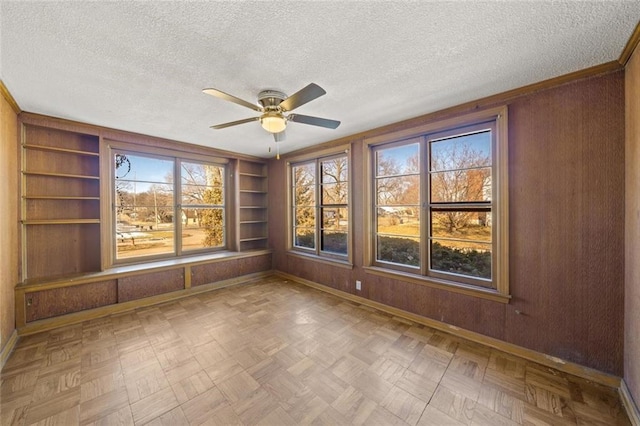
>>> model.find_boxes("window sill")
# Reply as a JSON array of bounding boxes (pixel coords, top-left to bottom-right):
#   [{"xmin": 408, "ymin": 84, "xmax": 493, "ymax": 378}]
[
  {"xmin": 363, "ymin": 266, "xmax": 511, "ymax": 303},
  {"xmin": 286, "ymin": 250, "xmax": 353, "ymax": 270},
  {"xmin": 18, "ymin": 249, "xmax": 272, "ymax": 291}
]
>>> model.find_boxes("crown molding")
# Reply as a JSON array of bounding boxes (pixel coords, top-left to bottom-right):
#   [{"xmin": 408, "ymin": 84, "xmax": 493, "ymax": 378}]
[{"xmin": 620, "ymin": 21, "xmax": 640, "ymax": 67}]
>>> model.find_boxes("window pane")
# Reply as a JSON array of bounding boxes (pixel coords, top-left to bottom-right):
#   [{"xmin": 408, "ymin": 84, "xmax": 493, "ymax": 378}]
[
  {"xmin": 430, "ymin": 131, "xmax": 491, "ymax": 172},
  {"xmin": 295, "ymin": 208, "xmax": 315, "ymax": 227},
  {"xmin": 321, "ymin": 231, "xmax": 347, "ymax": 255},
  {"xmin": 376, "ymin": 176, "xmax": 419, "ymax": 205},
  {"xmin": 322, "ymin": 183, "xmax": 348, "ymax": 204},
  {"xmin": 181, "ymin": 208, "xmax": 224, "ymax": 251},
  {"xmin": 181, "ymin": 162, "xmax": 224, "ymax": 207},
  {"xmin": 430, "ymin": 168, "xmax": 491, "ymax": 203},
  {"xmin": 321, "ymin": 157, "xmax": 348, "ymax": 183},
  {"xmin": 182, "ymin": 185, "xmax": 224, "ymax": 206},
  {"xmin": 377, "ymin": 207, "xmax": 420, "ymax": 237},
  {"xmin": 181, "ymin": 162, "xmax": 224, "ymax": 187},
  {"xmin": 322, "ymin": 208, "xmax": 348, "ymax": 230},
  {"xmin": 431, "ymin": 211, "xmax": 491, "ymax": 242},
  {"xmin": 295, "ymin": 228, "xmax": 315, "ymax": 249},
  {"xmin": 115, "ymin": 152, "xmax": 176, "ymax": 260},
  {"xmin": 294, "ymin": 185, "xmax": 315, "ymax": 206},
  {"xmin": 293, "ymin": 163, "xmax": 315, "ymax": 186},
  {"xmin": 115, "ymin": 154, "xmax": 173, "ymax": 182},
  {"xmin": 376, "ymin": 144, "xmax": 419, "ymax": 176},
  {"xmin": 430, "ymin": 239, "xmax": 491, "ymax": 281},
  {"xmin": 116, "ymin": 225, "xmax": 175, "ymax": 259},
  {"xmin": 377, "ymin": 235, "xmax": 420, "ymax": 267}
]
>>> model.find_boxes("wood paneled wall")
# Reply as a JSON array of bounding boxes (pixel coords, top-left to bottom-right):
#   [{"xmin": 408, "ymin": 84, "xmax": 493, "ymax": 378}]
[
  {"xmin": 269, "ymin": 71, "xmax": 625, "ymax": 376},
  {"xmin": 625, "ymin": 44, "xmax": 640, "ymax": 405},
  {"xmin": 0, "ymin": 85, "xmax": 19, "ymax": 355}
]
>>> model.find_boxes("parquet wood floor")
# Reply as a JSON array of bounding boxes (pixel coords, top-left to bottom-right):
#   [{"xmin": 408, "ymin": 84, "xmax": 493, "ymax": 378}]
[{"xmin": 1, "ymin": 276, "xmax": 631, "ymax": 425}]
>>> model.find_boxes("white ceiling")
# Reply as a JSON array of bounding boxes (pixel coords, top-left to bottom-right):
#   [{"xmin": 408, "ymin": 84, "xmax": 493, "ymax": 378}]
[{"xmin": 1, "ymin": 1, "xmax": 638, "ymax": 158}]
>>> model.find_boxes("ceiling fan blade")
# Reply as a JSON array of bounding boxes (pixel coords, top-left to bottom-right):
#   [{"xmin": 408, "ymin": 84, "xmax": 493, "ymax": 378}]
[
  {"xmin": 288, "ymin": 114, "xmax": 340, "ymax": 129},
  {"xmin": 210, "ymin": 117, "xmax": 259, "ymax": 129},
  {"xmin": 279, "ymin": 83, "xmax": 326, "ymax": 112},
  {"xmin": 203, "ymin": 88, "xmax": 262, "ymax": 112},
  {"xmin": 273, "ymin": 131, "xmax": 286, "ymax": 142}
]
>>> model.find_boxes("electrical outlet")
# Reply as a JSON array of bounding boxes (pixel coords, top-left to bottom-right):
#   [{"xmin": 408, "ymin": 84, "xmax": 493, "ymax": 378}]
[{"xmin": 355, "ymin": 280, "xmax": 362, "ymax": 291}]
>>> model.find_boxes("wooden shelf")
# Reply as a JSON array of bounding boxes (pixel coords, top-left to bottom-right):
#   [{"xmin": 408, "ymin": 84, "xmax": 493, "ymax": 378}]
[
  {"xmin": 23, "ymin": 144, "xmax": 99, "ymax": 157},
  {"xmin": 239, "ymin": 237, "xmax": 268, "ymax": 242},
  {"xmin": 21, "ymin": 124, "xmax": 102, "ymax": 281},
  {"xmin": 23, "ymin": 196, "xmax": 100, "ymax": 200},
  {"xmin": 23, "ymin": 171, "xmax": 100, "ymax": 180},
  {"xmin": 22, "ymin": 219, "xmax": 101, "ymax": 225},
  {"xmin": 238, "ymin": 160, "xmax": 268, "ymax": 251}
]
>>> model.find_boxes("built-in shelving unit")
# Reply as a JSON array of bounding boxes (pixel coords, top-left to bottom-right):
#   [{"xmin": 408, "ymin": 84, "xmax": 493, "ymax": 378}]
[
  {"xmin": 21, "ymin": 124, "xmax": 101, "ymax": 280},
  {"xmin": 238, "ymin": 160, "xmax": 268, "ymax": 251},
  {"xmin": 15, "ymin": 116, "xmax": 273, "ymax": 329}
]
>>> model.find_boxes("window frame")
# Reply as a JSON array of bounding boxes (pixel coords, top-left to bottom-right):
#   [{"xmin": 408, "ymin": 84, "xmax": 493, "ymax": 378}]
[
  {"xmin": 287, "ymin": 145, "xmax": 352, "ymax": 265},
  {"xmin": 364, "ymin": 107, "xmax": 509, "ymax": 301},
  {"xmin": 104, "ymin": 141, "xmax": 231, "ymax": 267}
]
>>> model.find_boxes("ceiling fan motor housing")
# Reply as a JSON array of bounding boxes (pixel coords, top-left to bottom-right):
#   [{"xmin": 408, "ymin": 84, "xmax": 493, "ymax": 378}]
[{"xmin": 258, "ymin": 90, "xmax": 287, "ymax": 109}]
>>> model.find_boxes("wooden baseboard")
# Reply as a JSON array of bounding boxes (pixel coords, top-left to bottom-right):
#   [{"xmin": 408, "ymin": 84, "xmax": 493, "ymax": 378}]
[
  {"xmin": 18, "ymin": 270, "xmax": 272, "ymax": 336},
  {"xmin": 621, "ymin": 379, "xmax": 640, "ymax": 426},
  {"xmin": 274, "ymin": 271, "xmax": 621, "ymax": 389},
  {"xmin": 0, "ymin": 329, "xmax": 19, "ymax": 371}
]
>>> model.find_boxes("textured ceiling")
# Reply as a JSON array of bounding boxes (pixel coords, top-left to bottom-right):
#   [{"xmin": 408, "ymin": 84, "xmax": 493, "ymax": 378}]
[{"xmin": 1, "ymin": 1, "xmax": 638, "ymax": 158}]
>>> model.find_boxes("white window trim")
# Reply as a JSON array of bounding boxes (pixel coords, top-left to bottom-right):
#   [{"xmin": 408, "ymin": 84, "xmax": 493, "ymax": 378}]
[{"xmin": 363, "ymin": 106, "xmax": 509, "ymax": 301}]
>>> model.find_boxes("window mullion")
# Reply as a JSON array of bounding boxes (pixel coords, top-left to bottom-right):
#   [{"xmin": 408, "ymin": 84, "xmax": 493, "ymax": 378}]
[
  {"xmin": 175, "ymin": 158, "xmax": 182, "ymax": 256},
  {"xmin": 316, "ymin": 158, "xmax": 321, "ymax": 256},
  {"xmin": 421, "ymin": 138, "xmax": 429, "ymax": 276}
]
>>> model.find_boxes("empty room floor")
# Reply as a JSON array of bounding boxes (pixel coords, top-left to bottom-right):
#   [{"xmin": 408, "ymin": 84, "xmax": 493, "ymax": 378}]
[{"xmin": 0, "ymin": 276, "xmax": 630, "ymax": 425}]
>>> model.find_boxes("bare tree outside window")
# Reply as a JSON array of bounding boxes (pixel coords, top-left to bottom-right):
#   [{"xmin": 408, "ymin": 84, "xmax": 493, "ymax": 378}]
[
  {"xmin": 373, "ymin": 129, "xmax": 494, "ymax": 283},
  {"xmin": 292, "ymin": 154, "xmax": 349, "ymax": 256}
]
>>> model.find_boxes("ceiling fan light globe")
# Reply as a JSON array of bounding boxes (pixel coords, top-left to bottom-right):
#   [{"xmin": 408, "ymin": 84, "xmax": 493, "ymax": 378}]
[{"xmin": 260, "ymin": 114, "xmax": 287, "ymax": 133}]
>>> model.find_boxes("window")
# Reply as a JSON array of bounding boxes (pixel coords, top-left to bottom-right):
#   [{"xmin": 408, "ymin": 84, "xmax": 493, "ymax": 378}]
[
  {"xmin": 368, "ymin": 107, "xmax": 508, "ymax": 296},
  {"xmin": 114, "ymin": 151, "xmax": 227, "ymax": 261},
  {"xmin": 291, "ymin": 153, "xmax": 349, "ymax": 259}
]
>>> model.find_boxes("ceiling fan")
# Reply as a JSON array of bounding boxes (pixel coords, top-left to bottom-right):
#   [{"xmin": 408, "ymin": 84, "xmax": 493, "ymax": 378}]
[{"xmin": 202, "ymin": 83, "xmax": 341, "ymax": 152}]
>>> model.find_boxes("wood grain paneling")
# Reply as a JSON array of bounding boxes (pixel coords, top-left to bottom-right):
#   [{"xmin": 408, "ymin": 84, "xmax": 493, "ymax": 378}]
[
  {"xmin": 0, "ymin": 81, "xmax": 20, "ymax": 356},
  {"xmin": 24, "ymin": 125, "xmax": 99, "ymax": 153},
  {"xmin": 270, "ymin": 70, "xmax": 625, "ymax": 375},
  {"xmin": 25, "ymin": 224, "xmax": 101, "ymax": 280},
  {"xmin": 25, "ymin": 280, "xmax": 117, "ymax": 322},
  {"xmin": 625, "ymin": 43, "xmax": 640, "ymax": 408},
  {"xmin": 191, "ymin": 260, "xmax": 240, "ymax": 287},
  {"xmin": 118, "ymin": 269, "xmax": 184, "ymax": 302},
  {"xmin": 507, "ymin": 72, "xmax": 624, "ymax": 375},
  {"xmin": 238, "ymin": 254, "xmax": 272, "ymax": 276},
  {"xmin": 191, "ymin": 255, "xmax": 272, "ymax": 287}
]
